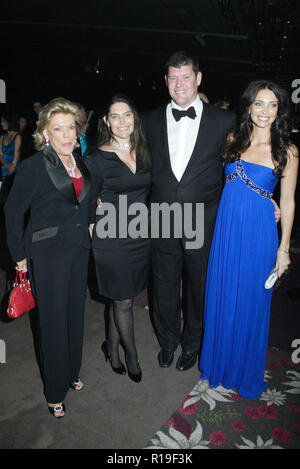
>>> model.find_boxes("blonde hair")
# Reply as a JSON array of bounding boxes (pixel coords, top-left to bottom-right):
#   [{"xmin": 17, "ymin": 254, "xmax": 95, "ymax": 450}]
[
  {"xmin": 214, "ymin": 100, "xmax": 230, "ymax": 110},
  {"xmin": 33, "ymin": 97, "xmax": 83, "ymax": 150}
]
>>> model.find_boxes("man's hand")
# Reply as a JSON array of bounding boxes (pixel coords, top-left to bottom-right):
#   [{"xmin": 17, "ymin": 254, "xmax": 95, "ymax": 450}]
[{"xmin": 271, "ymin": 199, "xmax": 281, "ymax": 223}]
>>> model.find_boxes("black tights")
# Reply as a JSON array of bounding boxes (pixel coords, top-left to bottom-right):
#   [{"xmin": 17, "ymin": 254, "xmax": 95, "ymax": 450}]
[{"xmin": 107, "ymin": 298, "xmax": 140, "ymax": 374}]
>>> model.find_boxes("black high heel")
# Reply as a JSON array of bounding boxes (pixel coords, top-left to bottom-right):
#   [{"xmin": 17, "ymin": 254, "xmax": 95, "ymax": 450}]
[
  {"xmin": 125, "ymin": 357, "xmax": 142, "ymax": 383},
  {"xmin": 101, "ymin": 341, "xmax": 126, "ymax": 375}
]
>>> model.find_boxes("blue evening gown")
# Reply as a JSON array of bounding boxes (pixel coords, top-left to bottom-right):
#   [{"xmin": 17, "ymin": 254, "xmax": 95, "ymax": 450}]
[{"xmin": 199, "ymin": 159, "xmax": 279, "ymax": 399}]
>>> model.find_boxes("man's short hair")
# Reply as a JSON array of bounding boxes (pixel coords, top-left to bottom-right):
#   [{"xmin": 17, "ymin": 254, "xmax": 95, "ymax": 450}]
[{"xmin": 164, "ymin": 51, "xmax": 200, "ymax": 75}]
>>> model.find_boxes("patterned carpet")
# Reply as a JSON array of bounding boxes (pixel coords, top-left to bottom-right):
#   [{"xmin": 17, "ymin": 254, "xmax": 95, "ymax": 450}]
[
  {"xmin": 144, "ymin": 347, "xmax": 300, "ymax": 449},
  {"xmin": 137, "ymin": 243, "xmax": 300, "ymax": 450}
]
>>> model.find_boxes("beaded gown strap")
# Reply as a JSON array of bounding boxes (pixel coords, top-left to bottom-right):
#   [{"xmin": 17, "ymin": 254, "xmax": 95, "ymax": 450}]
[
  {"xmin": 235, "ymin": 160, "xmax": 273, "ymax": 199},
  {"xmin": 225, "ymin": 171, "xmax": 238, "ymax": 183},
  {"xmin": 225, "ymin": 160, "xmax": 273, "ymax": 199}
]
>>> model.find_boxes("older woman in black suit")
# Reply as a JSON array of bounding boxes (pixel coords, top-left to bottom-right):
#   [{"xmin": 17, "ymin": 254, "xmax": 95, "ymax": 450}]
[{"xmin": 5, "ymin": 97, "xmax": 92, "ymax": 418}]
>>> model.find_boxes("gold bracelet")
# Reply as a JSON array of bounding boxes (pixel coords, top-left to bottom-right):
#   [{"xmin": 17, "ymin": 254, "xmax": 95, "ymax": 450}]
[{"xmin": 278, "ymin": 248, "xmax": 289, "ymax": 254}]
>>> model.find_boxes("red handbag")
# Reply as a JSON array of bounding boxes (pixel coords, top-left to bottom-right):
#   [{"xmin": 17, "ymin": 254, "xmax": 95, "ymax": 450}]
[{"xmin": 7, "ymin": 271, "xmax": 36, "ymax": 318}]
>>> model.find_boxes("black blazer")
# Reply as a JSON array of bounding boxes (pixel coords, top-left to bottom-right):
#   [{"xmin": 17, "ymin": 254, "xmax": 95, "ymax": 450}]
[
  {"xmin": 5, "ymin": 145, "xmax": 92, "ymax": 262},
  {"xmin": 142, "ymin": 102, "xmax": 236, "ymax": 251}
]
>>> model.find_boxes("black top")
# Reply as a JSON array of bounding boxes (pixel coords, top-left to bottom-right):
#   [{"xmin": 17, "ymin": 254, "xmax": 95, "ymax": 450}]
[
  {"xmin": 85, "ymin": 148, "xmax": 151, "ymax": 299},
  {"xmin": 85, "ymin": 148, "xmax": 151, "ymax": 233}
]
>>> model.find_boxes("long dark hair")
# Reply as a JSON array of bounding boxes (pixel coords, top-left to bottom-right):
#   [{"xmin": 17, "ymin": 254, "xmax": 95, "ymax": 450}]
[
  {"xmin": 0, "ymin": 109, "xmax": 16, "ymax": 133},
  {"xmin": 223, "ymin": 80, "xmax": 291, "ymax": 176},
  {"xmin": 97, "ymin": 94, "xmax": 150, "ymax": 171}
]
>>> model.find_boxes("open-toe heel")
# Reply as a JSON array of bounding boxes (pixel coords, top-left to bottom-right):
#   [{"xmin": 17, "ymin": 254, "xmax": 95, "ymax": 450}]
[
  {"xmin": 48, "ymin": 402, "xmax": 65, "ymax": 419},
  {"xmin": 70, "ymin": 378, "xmax": 84, "ymax": 391}
]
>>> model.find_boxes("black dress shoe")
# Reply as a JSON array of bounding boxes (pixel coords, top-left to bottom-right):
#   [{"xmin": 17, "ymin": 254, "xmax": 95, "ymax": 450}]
[
  {"xmin": 176, "ymin": 351, "xmax": 198, "ymax": 371},
  {"xmin": 158, "ymin": 349, "xmax": 174, "ymax": 368}
]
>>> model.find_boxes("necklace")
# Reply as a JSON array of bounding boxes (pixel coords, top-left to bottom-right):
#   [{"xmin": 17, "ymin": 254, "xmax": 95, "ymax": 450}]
[
  {"xmin": 61, "ymin": 153, "xmax": 76, "ymax": 177},
  {"xmin": 111, "ymin": 139, "xmax": 131, "ymax": 151}
]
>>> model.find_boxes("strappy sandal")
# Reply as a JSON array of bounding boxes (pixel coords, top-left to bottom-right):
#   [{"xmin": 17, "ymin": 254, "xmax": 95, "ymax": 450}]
[
  {"xmin": 70, "ymin": 378, "xmax": 84, "ymax": 391},
  {"xmin": 48, "ymin": 403, "xmax": 65, "ymax": 419}
]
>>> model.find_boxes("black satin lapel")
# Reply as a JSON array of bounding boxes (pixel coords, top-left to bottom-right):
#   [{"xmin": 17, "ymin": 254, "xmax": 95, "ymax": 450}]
[
  {"xmin": 74, "ymin": 153, "xmax": 91, "ymax": 203},
  {"xmin": 43, "ymin": 145, "xmax": 77, "ymax": 205},
  {"xmin": 162, "ymin": 107, "xmax": 177, "ymax": 179}
]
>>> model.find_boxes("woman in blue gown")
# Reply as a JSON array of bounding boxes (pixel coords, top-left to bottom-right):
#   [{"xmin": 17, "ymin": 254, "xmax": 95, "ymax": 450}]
[
  {"xmin": 0, "ymin": 113, "xmax": 21, "ymax": 181},
  {"xmin": 199, "ymin": 80, "xmax": 298, "ymax": 399}
]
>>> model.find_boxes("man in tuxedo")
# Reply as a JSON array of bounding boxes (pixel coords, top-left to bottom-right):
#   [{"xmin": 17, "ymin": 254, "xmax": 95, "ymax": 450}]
[{"xmin": 142, "ymin": 51, "xmax": 236, "ymax": 371}]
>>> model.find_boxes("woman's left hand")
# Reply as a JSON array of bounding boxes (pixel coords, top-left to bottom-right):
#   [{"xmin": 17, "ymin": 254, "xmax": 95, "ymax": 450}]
[
  {"xmin": 16, "ymin": 258, "xmax": 28, "ymax": 273},
  {"xmin": 275, "ymin": 249, "xmax": 290, "ymax": 278}
]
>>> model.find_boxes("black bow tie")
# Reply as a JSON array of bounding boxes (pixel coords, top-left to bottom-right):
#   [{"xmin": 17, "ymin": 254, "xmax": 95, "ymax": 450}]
[{"xmin": 172, "ymin": 106, "xmax": 196, "ymax": 121}]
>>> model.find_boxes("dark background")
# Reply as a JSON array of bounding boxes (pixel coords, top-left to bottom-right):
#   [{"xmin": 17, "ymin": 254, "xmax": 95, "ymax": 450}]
[
  {"xmin": 0, "ymin": 0, "xmax": 300, "ymax": 117},
  {"xmin": 0, "ymin": 0, "xmax": 300, "ymax": 357}
]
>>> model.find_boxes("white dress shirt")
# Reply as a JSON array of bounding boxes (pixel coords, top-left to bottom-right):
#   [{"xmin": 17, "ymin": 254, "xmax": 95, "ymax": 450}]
[{"xmin": 166, "ymin": 96, "xmax": 203, "ymax": 181}]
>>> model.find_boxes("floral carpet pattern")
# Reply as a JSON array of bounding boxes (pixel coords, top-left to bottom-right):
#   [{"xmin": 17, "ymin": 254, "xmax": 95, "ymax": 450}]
[{"xmin": 145, "ymin": 348, "xmax": 300, "ymax": 449}]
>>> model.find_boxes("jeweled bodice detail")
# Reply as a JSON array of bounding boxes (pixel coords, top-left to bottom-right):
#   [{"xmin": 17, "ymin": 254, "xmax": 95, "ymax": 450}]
[{"xmin": 225, "ymin": 160, "xmax": 278, "ymax": 199}]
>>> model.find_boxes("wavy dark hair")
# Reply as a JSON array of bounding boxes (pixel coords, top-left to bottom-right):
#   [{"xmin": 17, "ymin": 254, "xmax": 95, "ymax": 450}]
[
  {"xmin": 223, "ymin": 80, "xmax": 291, "ymax": 176},
  {"xmin": 97, "ymin": 94, "xmax": 150, "ymax": 171}
]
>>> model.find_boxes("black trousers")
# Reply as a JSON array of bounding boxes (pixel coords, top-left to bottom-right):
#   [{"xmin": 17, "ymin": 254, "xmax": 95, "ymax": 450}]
[
  {"xmin": 30, "ymin": 238, "xmax": 89, "ymax": 403},
  {"xmin": 151, "ymin": 238, "xmax": 210, "ymax": 354}
]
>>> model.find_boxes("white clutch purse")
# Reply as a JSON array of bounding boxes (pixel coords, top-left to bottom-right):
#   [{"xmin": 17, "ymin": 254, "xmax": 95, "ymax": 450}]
[{"xmin": 264, "ymin": 268, "xmax": 278, "ymax": 289}]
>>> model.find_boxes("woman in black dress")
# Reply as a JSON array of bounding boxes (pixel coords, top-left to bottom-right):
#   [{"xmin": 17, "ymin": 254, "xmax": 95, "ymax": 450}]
[{"xmin": 86, "ymin": 95, "xmax": 151, "ymax": 382}]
